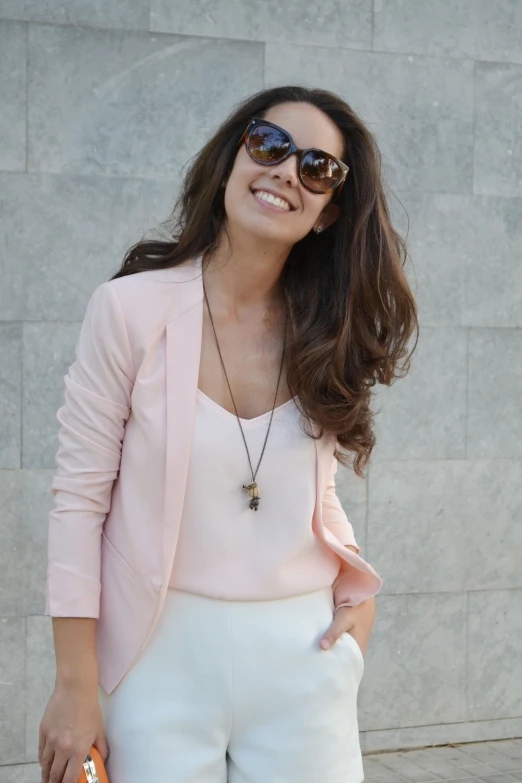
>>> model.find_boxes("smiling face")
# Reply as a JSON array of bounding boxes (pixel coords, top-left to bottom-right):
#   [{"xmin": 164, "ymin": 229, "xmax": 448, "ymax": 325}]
[{"xmin": 223, "ymin": 102, "xmax": 346, "ymax": 247}]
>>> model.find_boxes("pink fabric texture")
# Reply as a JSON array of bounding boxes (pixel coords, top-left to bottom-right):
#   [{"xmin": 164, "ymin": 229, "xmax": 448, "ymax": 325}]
[
  {"xmin": 169, "ymin": 388, "xmax": 352, "ymax": 599},
  {"xmin": 44, "ymin": 252, "xmax": 383, "ymax": 694}
]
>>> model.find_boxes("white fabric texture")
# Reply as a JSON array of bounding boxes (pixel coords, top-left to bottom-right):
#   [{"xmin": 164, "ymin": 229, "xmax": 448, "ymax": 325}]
[
  {"xmin": 168, "ymin": 388, "xmax": 342, "ymax": 598},
  {"xmin": 98, "ymin": 586, "xmax": 365, "ymax": 783}
]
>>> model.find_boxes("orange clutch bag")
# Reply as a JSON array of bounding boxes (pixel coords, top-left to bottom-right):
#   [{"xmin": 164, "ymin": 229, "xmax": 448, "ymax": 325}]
[{"xmin": 76, "ymin": 745, "xmax": 109, "ymax": 783}]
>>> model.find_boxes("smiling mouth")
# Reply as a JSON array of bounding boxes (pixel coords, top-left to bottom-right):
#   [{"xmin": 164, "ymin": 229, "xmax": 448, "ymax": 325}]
[{"xmin": 250, "ymin": 188, "xmax": 295, "ymax": 212}]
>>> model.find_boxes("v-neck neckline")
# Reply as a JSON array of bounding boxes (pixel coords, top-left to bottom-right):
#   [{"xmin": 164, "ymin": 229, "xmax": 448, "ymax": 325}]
[{"xmin": 197, "ymin": 387, "xmax": 298, "ymax": 425}]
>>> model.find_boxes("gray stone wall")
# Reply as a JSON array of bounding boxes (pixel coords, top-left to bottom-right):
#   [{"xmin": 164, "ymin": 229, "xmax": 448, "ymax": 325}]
[{"xmin": 1, "ymin": 1, "xmax": 520, "ymax": 775}]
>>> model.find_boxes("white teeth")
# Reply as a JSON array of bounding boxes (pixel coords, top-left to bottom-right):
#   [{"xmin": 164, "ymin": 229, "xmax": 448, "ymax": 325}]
[{"xmin": 253, "ymin": 190, "xmax": 291, "ymax": 211}]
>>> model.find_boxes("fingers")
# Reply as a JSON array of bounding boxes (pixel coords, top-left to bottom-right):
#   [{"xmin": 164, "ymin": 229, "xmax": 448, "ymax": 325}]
[
  {"xmin": 319, "ymin": 606, "xmax": 353, "ymax": 650},
  {"xmin": 62, "ymin": 753, "xmax": 89, "ymax": 783},
  {"xmin": 39, "ymin": 742, "xmax": 54, "ymax": 783},
  {"xmin": 42, "ymin": 747, "xmax": 68, "ymax": 783},
  {"xmin": 38, "ymin": 725, "xmax": 45, "ymax": 765},
  {"xmin": 39, "ymin": 738, "xmax": 91, "ymax": 783}
]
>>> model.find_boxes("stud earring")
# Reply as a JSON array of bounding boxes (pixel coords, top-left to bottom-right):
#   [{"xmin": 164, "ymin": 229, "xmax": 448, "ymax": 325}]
[{"xmin": 316, "ymin": 225, "xmax": 322, "ymax": 233}]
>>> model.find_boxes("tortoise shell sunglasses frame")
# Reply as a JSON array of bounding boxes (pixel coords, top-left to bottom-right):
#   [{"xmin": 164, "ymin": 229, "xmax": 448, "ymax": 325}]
[{"xmin": 236, "ymin": 116, "xmax": 350, "ymax": 198}]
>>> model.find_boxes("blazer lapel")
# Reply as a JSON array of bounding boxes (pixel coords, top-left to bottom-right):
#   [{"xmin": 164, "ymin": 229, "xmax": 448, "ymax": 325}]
[{"xmin": 162, "ymin": 308, "xmax": 200, "ymax": 580}]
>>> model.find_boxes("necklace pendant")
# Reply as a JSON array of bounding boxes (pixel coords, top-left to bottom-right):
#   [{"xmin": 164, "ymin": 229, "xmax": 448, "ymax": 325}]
[{"xmin": 242, "ymin": 481, "xmax": 260, "ymax": 511}]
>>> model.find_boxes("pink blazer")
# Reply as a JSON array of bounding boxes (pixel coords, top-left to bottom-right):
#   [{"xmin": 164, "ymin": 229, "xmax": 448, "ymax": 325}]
[{"xmin": 44, "ymin": 251, "xmax": 383, "ymax": 694}]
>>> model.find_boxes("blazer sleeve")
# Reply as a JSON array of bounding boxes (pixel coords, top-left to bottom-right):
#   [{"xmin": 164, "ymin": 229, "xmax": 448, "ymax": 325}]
[
  {"xmin": 44, "ymin": 281, "xmax": 135, "ymax": 618},
  {"xmin": 321, "ymin": 450, "xmax": 360, "ymax": 554}
]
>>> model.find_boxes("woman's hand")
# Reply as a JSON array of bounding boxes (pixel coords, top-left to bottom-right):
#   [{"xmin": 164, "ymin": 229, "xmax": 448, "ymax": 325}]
[
  {"xmin": 319, "ymin": 543, "xmax": 376, "ymax": 653},
  {"xmin": 319, "ymin": 596, "xmax": 376, "ymax": 653},
  {"xmin": 38, "ymin": 680, "xmax": 108, "ymax": 783}
]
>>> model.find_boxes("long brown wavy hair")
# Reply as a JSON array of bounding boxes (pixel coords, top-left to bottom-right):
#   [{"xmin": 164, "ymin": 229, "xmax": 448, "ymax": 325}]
[{"xmin": 110, "ymin": 85, "xmax": 418, "ymax": 477}]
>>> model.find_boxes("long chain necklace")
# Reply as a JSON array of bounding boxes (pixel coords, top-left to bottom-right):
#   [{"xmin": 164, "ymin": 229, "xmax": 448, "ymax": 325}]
[{"xmin": 202, "ymin": 276, "xmax": 289, "ymax": 511}]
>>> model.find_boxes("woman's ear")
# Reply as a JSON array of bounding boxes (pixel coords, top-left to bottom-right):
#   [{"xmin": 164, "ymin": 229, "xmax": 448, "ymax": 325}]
[{"xmin": 313, "ymin": 202, "xmax": 340, "ymax": 233}]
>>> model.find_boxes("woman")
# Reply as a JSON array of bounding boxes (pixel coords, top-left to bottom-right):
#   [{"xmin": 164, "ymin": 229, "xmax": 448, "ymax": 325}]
[{"xmin": 39, "ymin": 85, "xmax": 418, "ymax": 783}]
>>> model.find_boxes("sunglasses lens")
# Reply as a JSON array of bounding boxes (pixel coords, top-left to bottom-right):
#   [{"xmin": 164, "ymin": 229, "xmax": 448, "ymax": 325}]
[
  {"xmin": 246, "ymin": 123, "xmax": 344, "ymax": 193},
  {"xmin": 301, "ymin": 151, "xmax": 342, "ymax": 193},
  {"xmin": 247, "ymin": 124, "xmax": 290, "ymax": 163}
]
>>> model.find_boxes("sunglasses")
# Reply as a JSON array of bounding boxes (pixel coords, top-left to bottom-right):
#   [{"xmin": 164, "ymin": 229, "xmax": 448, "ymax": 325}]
[{"xmin": 237, "ymin": 117, "xmax": 349, "ymax": 197}]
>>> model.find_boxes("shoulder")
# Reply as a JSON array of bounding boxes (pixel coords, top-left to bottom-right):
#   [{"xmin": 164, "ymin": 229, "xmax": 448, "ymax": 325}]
[
  {"xmin": 90, "ymin": 260, "xmax": 202, "ymax": 355},
  {"xmin": 102, "ymin": 261, "xmax": 200, "ymax": 298}
]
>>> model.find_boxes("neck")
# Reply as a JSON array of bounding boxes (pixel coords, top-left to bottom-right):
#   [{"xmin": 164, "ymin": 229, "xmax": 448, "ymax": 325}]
[{"xmin": 202, "ymin": 239, "xmax": 289, "ymax": 324}]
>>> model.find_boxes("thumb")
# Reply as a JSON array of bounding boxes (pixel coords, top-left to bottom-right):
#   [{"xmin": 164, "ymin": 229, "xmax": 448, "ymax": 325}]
[
  {"xmin": 93, "ymin": 730, "xmax": 109, "ymax": 761},
  {"xmin": 319, "ymin": 607, "xmax": 352, "ymax": 650}
]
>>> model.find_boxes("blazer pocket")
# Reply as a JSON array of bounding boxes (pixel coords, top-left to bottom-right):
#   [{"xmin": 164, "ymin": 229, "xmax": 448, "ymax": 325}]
[{"xmin": 101, "ymin": 531, "xmax": 136, "ymax": 579}]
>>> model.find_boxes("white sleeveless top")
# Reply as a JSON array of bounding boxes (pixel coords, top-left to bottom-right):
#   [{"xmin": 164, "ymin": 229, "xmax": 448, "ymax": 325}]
[{"xmin": 168, "ymin": 388, "xmax": 342, "ymax": 599}]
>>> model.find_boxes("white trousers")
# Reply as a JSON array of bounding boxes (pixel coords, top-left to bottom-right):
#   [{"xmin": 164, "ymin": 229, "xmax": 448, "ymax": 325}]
[{"xmin": 98, "ymin": 585, "xmax": 365, "ymax": 783}]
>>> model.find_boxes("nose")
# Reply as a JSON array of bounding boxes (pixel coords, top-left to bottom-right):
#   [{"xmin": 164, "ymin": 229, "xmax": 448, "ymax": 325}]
[{"xmin": 269, "ymin": 152, "xmax": 300, "ymax": 186}]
